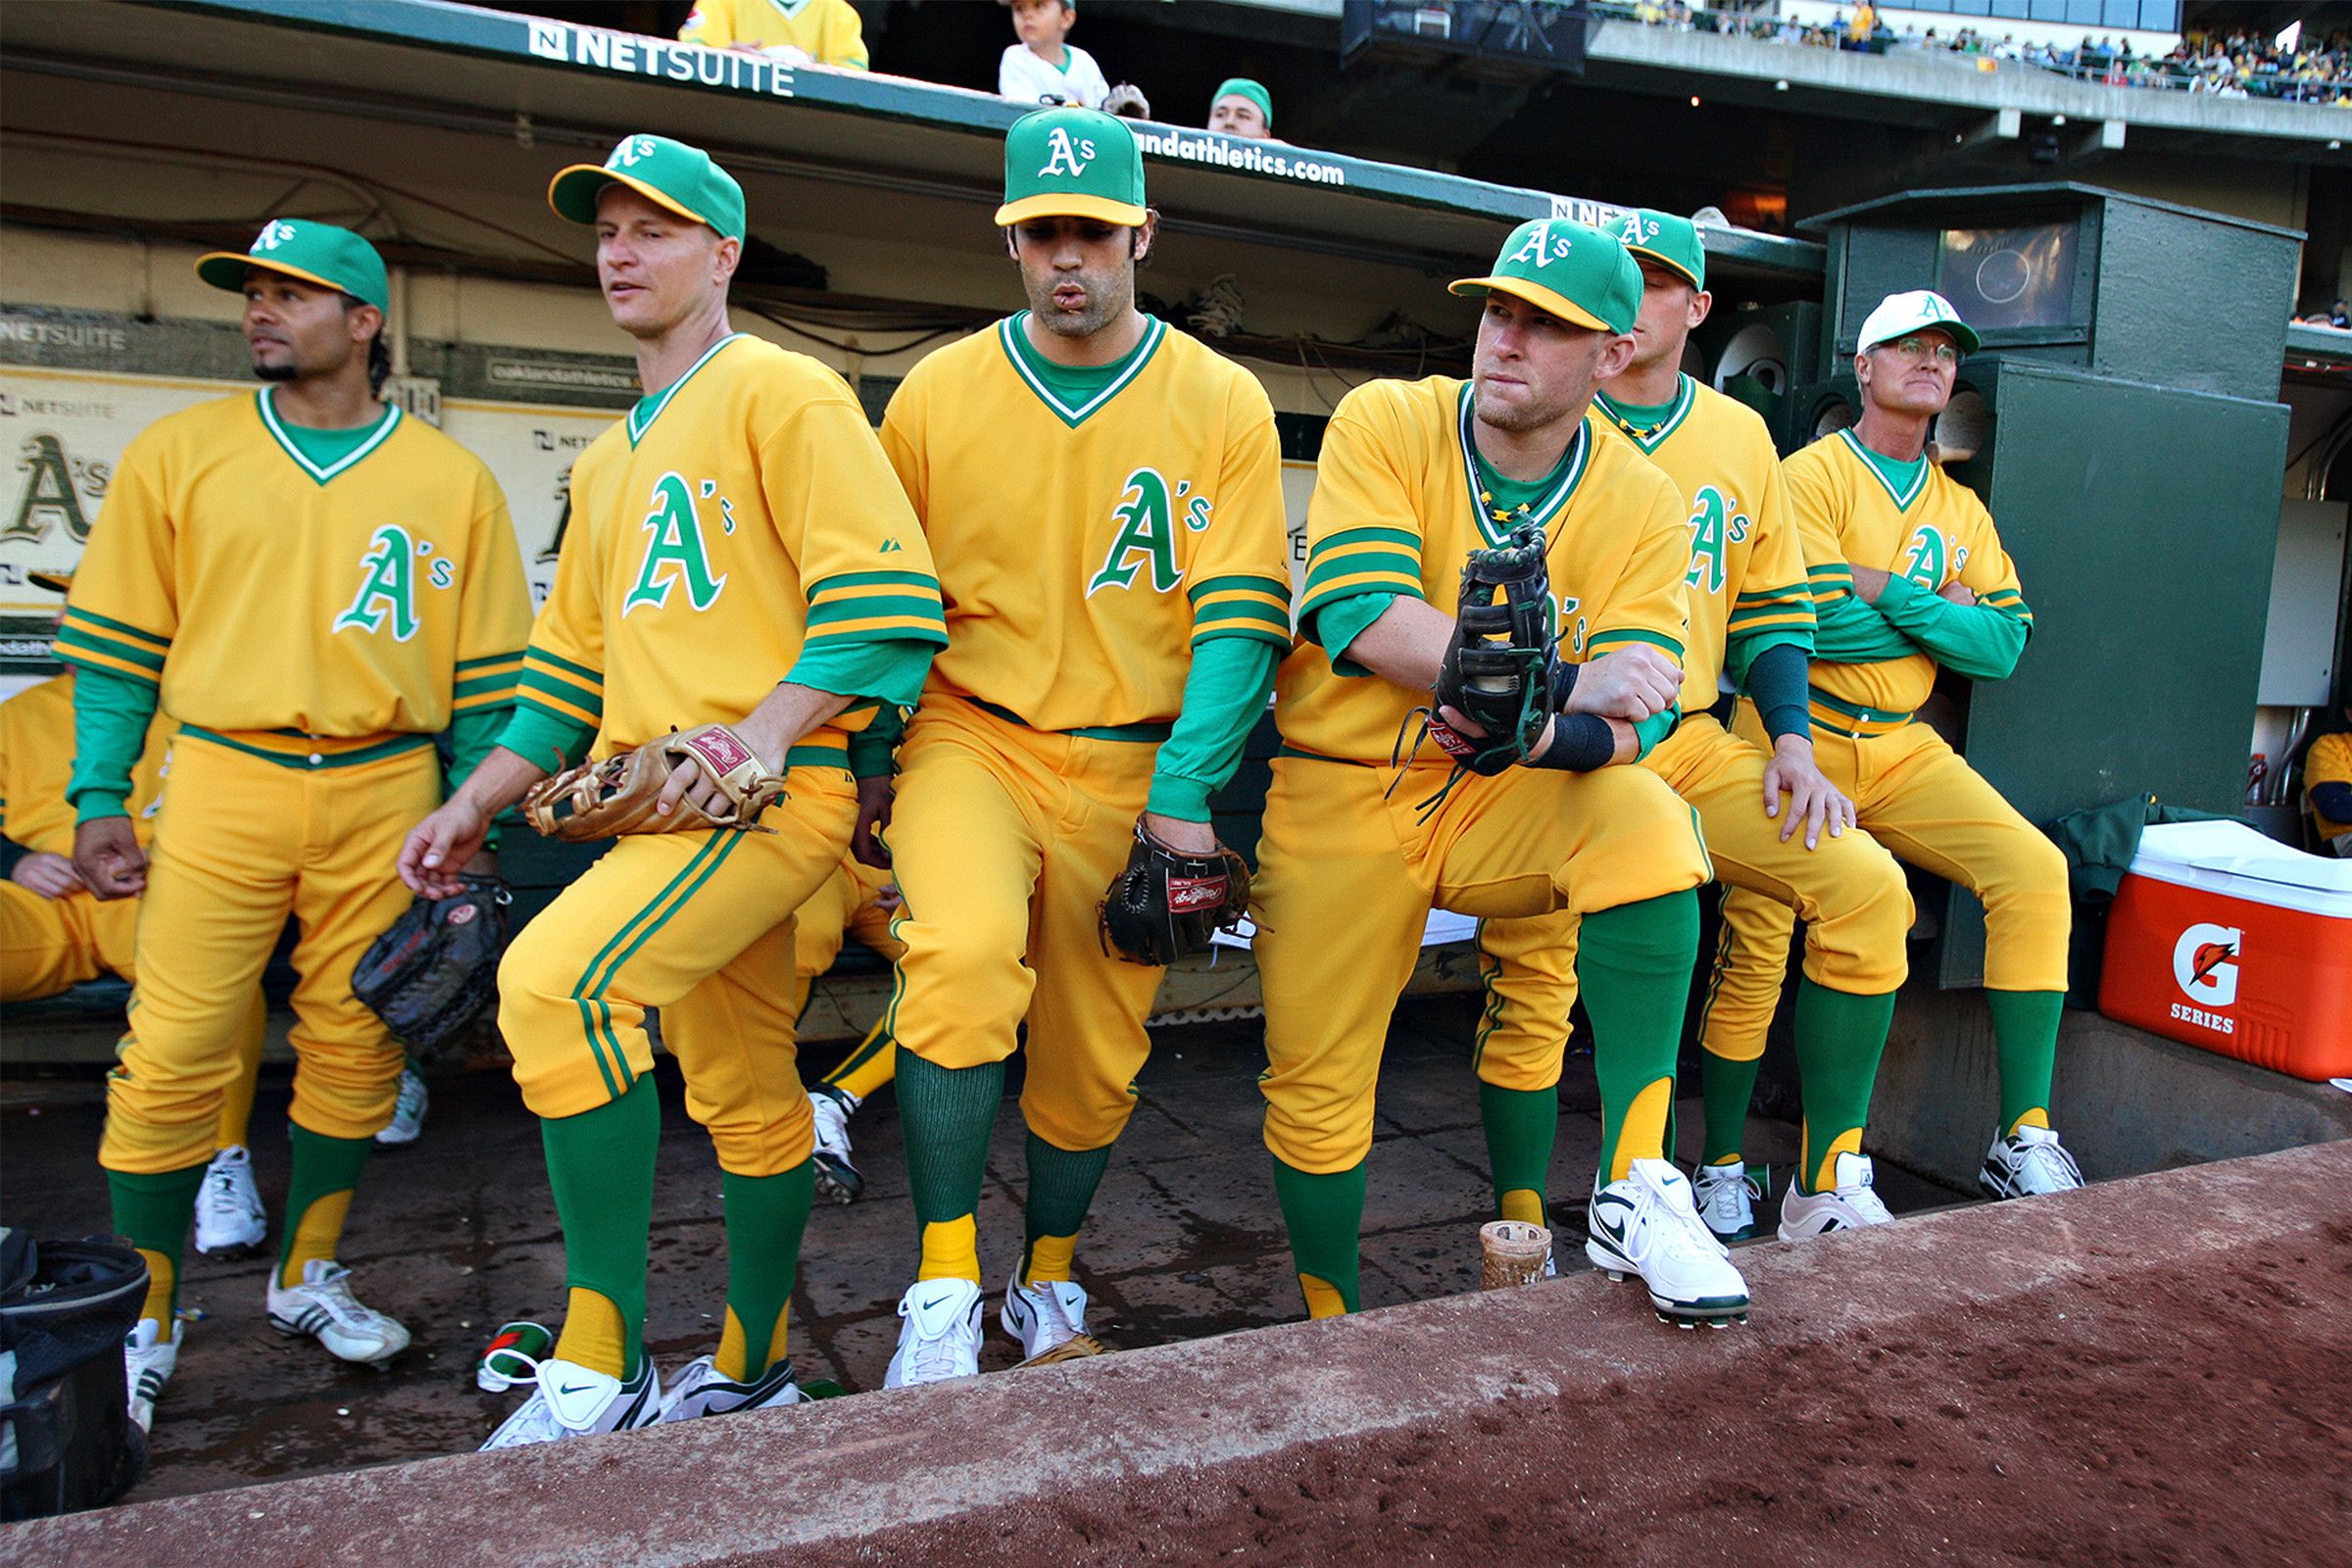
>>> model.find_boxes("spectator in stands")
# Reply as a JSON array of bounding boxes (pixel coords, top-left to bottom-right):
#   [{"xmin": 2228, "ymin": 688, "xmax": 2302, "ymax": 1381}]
[
  {"xmin": 1208, "ymin": 77, "xmax": 1274, "ymax": 140},
  {"xmin": 678, "ymin": 0, "xmax": 867, "ymax": 71},
  {"xmin": 999, "ymin": 0, "xmax": 1110, "ymax": 111}
]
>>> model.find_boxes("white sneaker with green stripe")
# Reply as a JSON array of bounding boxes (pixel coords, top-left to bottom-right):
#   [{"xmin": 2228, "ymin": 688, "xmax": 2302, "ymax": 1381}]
[{"xmin": 124, "ymin": 1318, "xmax": 181, "ymax": 1433}]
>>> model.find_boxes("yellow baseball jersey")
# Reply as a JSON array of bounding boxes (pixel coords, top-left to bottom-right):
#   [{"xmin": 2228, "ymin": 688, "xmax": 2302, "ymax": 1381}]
[
  {"xmin": 1279, "ymin": 376, "xmax": 1691, "ymax": 765},
  {"xmin": 518, "ymin": 334, "xmax": 945, "ymax": 760},
  {"xmin": 57, "ymin": 390, "xmax": 531, "ymax": 756},
  {"xmin": 679, "ymin": 0, "xmax": 868, "ymax": 67},
  {"xmin": 1785, "ymin": 428, "xmax": 2030, "ymax": 721},
  {"xmin": 2306, "ymin": 731, "xmax": 2352, "ymax": 839},
  {"xmin": 1594, "ymin": 375, "xmax": 1810, "ymax": 710},
  {"xmin": 0, "ymin": 674, "xmax": 176, "ymax": 855},
  {"xmin": 879, "ymin": 316, "xmax": 1291, "ymax": 730}
]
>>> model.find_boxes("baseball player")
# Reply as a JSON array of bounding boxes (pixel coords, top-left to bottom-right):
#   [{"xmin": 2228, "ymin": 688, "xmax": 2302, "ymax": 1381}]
[
  {"xmin": 786, "ymin": 852, "xmax": 906, "ymax": 1201},
  {"xmin": 1255, "ymin": 218, "xmax": 1747, "ymax": 1330},
  {"xmin": 871, "ymin": 107, "xmax": 1289, "ymax": 1383},
  {"xmin": 399, "ymin": 134, "xmax": 946, "ymax": 1446},
  {"xmin": 1702, "ymin": 291, "xmax": 2083, "ymax": 1201},
  {"xmin": 1469, "ymin": 213, "xmax": 1914, "ymax": 1248},
  {"xmin": 2304, "ymin": 706, "xmax": 2352, "ymax": 855},
  {"xmin": 64, "ymin": 220, "xmax": 531, "ymax": 1433},
  {"xmin": 678, "ymin": 0, "xmax": 868, "ymax": 69}
]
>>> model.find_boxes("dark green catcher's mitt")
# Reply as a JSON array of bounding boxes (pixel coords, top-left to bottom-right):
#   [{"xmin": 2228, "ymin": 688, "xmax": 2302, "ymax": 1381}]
[
  {"xmin": 350, "ymin": 876, "xmax": 511, "ymax": 1055},
  {"xmin": 1423, "ymin": 524, "xmax": 1558, "ymax": 776}
]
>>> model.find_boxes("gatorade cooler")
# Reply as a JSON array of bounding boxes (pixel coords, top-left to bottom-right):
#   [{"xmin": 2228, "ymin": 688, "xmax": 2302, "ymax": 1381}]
[{"xmin": 2098, "ymin": 821, "xmax": 2352, "ymax": 1080}]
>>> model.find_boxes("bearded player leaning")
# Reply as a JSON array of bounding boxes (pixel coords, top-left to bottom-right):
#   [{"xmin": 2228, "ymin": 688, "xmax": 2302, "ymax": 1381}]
[
  {"xmin": 1468, "ymin": 212, "xmax": 1916, "ymax": 1250},
  {"xmin": 400, "ymin": 135, "xmax": 945, "ymax": 1446},
  {"xmin": 1254, "ymin": 219, "xmax": 1748, "ymax": 1330},
  {"xmin": 64, "ymin": 220, "xmax": 531, "ymax": 1433},
  {"xmin": 1703, "ymin": 291, "xmax": 2082, "ymax": 1201},
  {"xmin": 871, "ymin": 108, "xmax": 1289, "ymax": 1384}
]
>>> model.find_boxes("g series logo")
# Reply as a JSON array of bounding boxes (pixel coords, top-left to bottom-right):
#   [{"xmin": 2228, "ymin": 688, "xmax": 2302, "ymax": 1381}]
[{"xmin": 2168, "ymin": 921, "xmax": 2241, "ymax": 1035}]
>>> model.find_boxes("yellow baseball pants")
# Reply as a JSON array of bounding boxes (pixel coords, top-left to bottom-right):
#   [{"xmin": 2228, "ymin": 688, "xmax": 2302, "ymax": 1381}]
[
  {"xmin": 882, "ymin": 697, "xmax": 1162, "ymax": 1154},
  {"xmin": 1702, "ymin": 705, "xmax": 2070, "ymax": 1063},
  {"xmin": 100, "ymin": 736, "xmax": 436, "ymax": 1175},
  {"xmin": 1254, "ymin": 754, "xmax": 1712, "ymax": 1175},
  {"xmin": 2, "ymin": 879, "xmax": 138, "ymax": 1000},
  {"xmin": 1474, "ymin": 715, "xmax": 1912, "ymax": 1087},
  {"xmin": 496, "ymin": 762, "xmax": 858, "ymax": 1177}
]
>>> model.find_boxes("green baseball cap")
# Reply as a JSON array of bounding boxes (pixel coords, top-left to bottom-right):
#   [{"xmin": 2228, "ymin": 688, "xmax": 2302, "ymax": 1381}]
[
  {"xmin": 549, "ymin": 134, "xmax": 747, "ymax": 242},
  {"xmin": 1613, "ymin": 208, "xmax": 1705, "ymax": 292},
  {"xmin": 996, "ymin": 107, "xmax": 1147, "ymax": 228},
  {"xmin": 1450, "ymin": 218, "xmax": 1641, "ymax": 336},
  {"xmin": 196, "ymin": 220, "xmax": 389, "ymax": 313},
  {"xmin": 1210, "ymin": 77, "xmax": 1273, "ymax": 130}
]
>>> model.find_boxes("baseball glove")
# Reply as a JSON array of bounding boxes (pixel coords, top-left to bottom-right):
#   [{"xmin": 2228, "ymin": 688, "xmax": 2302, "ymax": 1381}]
[
  {"xmin": 1098, "ymin": 819, "xmax": 1251, "ymax": 967},
  {"xmin": 1423, "ymin": 524, "xmax": 1558, "ymax": 777},
  {"xmin": 522, "ymin": 723, "xmax": 786, "ymax": 842},
  {"xmin": 350, "ymin": 875, "xmax": 510, "ymax": 1056}
]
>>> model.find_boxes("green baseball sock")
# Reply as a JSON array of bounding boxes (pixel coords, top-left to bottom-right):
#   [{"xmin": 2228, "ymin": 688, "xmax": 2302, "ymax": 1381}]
[
  {"xmin": 542, "ymin": 1076, "xmax": 661, "ymax": 1380},
  {"xmin": 1478, "ymin": 1081, "xmax": 1557, "ymax": 1223},
  {"xmin": 1698, "ymin": 1051, "xmax": 1762, "ymax": 1167},
  {"xmin": 1986, "ymin": 989, "xmax": 2064, "ymax": 1134},
  {"xmin": 897, "ymin": 1053, "xmax": 1004, "ymax": 1282},
  {"xmin": 716, "ymin": 1162, "xmax": 813, "ymax": 1380},
  {"xmin": 1020, "ymin": 1132, "xmax": 1112, "ymax": 1285},
  {"xmin": 277, "ymin": 1124, "xmax": 374, "ymax": 1290},
  {"xmin": 1581, "ymin": 890, "xmax": 1700, "ymax": 1184},
  {"xmin": 111, "ymin": 1163, "xmax": 208, "ymax": 1327},
  {"xmin": 1270, "ymin": 1157, "xmax": 1365, "ymax": 1316},
  {"xmin": 1791, "ymin": 980, "xmax": 1897, "ymax": 1194}
]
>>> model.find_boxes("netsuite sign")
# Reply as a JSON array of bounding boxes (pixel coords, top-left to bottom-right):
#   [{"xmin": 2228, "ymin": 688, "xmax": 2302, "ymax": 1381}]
[{"xmin": 525, "ymin": 21, "xmax": 796, "ymax": 97}]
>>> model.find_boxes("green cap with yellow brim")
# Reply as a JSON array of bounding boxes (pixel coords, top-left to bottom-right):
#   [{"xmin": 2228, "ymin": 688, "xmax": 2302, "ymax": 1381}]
[
  {"xmin": 195, "ymin": 220, "xmax": 389, "ymax": 313},
  {"xmin": 995, "ymin": 107, "xmax": 1148, "ymax": 228},
  {"xmin": 1613, "ymin": 208, "xmax": 1705, "ymax": 292},
  {"xmin": 549, "ymin": 134, "xmax": 747, "ymax": 242},
  {"xmin": 1449, "ymin": 218, "xmax": 1642, "ymax": 336}
]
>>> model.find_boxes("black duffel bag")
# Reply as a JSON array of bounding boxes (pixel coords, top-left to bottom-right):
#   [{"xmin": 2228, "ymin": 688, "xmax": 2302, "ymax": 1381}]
[{"xmin": 0, "ymin": 1229, "xmax": 149, "ymax": 1519}]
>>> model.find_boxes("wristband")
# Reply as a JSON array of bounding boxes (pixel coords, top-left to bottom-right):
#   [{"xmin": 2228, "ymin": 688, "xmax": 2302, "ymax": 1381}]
[
  {"xmin": 1525, "ymin": 712, "xmax": 1615, "ymax": 772},
  {"xmin": 1547, "ymin": 660, "xmax": 1580, "ymax": 711}
]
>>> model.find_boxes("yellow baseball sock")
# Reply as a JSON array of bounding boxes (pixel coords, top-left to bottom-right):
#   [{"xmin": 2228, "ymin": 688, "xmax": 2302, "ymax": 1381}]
[
  {"xmin": 918, "ymin": 1214, "xmax": 981, "ymax": 1285},
  {"xmin": 554, "ymin": 1288, "xmax": 630, "ymax": 1380}
]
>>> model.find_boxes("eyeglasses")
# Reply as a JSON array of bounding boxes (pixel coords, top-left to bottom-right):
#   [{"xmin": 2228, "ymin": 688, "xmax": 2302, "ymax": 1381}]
[{"xmin": 1877, "ymin": 335, "xmax": 1961, "ymax": 367}]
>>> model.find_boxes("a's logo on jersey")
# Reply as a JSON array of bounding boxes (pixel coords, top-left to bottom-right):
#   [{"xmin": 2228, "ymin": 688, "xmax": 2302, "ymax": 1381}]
[
  {"xmin": 1554, "ymin": 594, "xmax": 1587, "ymax": 656},
  {"xmin": 1087, "ymin": 468, "xmax": 1195, "ymax": 597},
  {"xmin": 622, "ymin": 471, "xmax": 728, "ymax": 615},
  {"xmin": 252, "ymin": 220, "xmax": 298, "ymax": 255},
  {"xmin": 1900, "ymin": 526, "xmax": 1951, "ymax": 589},
  {"xmin": 608, "ymin": 135, "xmax": 660, "ymax": 170},
  {"xmin": 1505, "ymin": 222, "xmax": 1574, "ymax": 270},
  {"xmin": 332, "ymin": 524, "xmax": 435, "ymax": 641},
  {"xmin": 1038, "ymin": 128, "xmax": 1097, "ymax": 179},
  {"xmin": 1616, "ymin": 214, "xmax": 1661, "ymax": 247},
  {"xmin": 1684, "ymin": 486, "xmax": 1751, "ymax": 597}
]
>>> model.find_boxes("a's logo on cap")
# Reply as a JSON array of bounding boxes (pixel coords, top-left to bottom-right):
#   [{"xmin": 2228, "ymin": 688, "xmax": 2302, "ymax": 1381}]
[
  {"xmin": 2172, "ymin": 921, "xmax": 2241, "ymax": 1007},
  {"xmin": 1506, "ymin": 221, "xmax": 1572, "ymax": 270},
  {"xmin": 1617, "ymin": 214, "xmax": 1660, "ymax": 245},
  {"xmin": 609, "ymin": 135, "xmax": 660, "ymax": 170},
  {"xmin": 1038, "ymin": 126, "xmax": 1097, "ymax": 178},
  {"xmin": 253, "ymin": 220, "xmax": 298, "ymax": 254}
]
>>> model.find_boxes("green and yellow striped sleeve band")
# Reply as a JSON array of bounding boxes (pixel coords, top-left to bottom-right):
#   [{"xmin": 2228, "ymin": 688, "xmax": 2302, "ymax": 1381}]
[
  {"xmin": 1299, "ymin": 527, "xmax": 1424, "ymax": 623},
  {"xmin": 804, "ymin": 569, "xmax": 949, "ymax": 648},
  {"xmin": 517, "ymin": 646, "xmax": 604, "ymax": 730},
  {"xmin": 452, "ymin": 649, "xmax": 524, "ymax": 713},
  {"xmin": 1807, "ymin": 565, "xmax": 1854, "ymax": 608},
  {"xmin": 53, "ymin": 606, "xmax": 170, "ymax": 686},
  {"xmin": 1727, "ymin": 582, "xmax": 1817, "ymax": 637},
  {"xmin": 1188, "ymin": 571, "xmax": 1293, "ymax": 649},
  {"xmin": 1588, "ymin": 627, "xmax": 1685, "ymax": 661},
  {"xmin": 1978, "ymin": 587, "xmax": 2033, "ymax": 624}
]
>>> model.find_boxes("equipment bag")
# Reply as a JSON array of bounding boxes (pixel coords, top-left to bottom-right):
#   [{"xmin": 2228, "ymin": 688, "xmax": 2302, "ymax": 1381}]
[{"xmin": 0, "ymin": 1230, "xmax": 149, "ymax": 1519}]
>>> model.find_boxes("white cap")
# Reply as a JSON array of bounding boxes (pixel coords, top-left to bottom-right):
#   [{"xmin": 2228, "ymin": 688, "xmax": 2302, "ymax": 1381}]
[{"xmin": 1855, "ymin": 289, "xmax": 1981, "ymax": 355}]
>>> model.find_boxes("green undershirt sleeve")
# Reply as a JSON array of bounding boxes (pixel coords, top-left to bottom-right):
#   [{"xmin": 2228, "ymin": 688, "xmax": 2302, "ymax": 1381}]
[
  {"xmin": 783, "ymin": 636, "xmax": 937, "ymax": 712},
  {"xmin": 1312, "ymin": 592, "xmax": 1398, "ymax": 679},
  {"xmin": 68, "ymin": 664, "xmax": 159, "ymax": 823},
  {"xmin": 847, "ymin": 705, "xmax": 906, "ymax": 780},
  {"xmin": 1629, "ymin": 705, "xmax": 1680, "ymax": 761},
  {"xmin": 1873, "ymin": 574, "xmax": 2031, "ymax": 681},
  {"xmin": 1147, "ymin": 637, "xmax": 1279, "ymax": 822},
  {"xmin": 448, "ymin": 704, "xmax": 514, "ymax": 794},
  {"xmin": 1812, "ymin": 592, "xmax": 1918, "ymax": 663},
  {"xmin": 494, "ymin": 706, "xmax": 597, "ymax": 778},
  {"xmin": 1737, "ymin": 638, "xmax": 1813, "ymax": 744}
]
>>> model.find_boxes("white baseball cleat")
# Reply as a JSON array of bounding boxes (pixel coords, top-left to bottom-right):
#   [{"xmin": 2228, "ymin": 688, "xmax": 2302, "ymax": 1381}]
[
  {"xmin": 123, "ymin": 1318, "xmax": 182, "ymax": 1433},
  {"xmin": 481, "ymin": 1355, "xmax": 661, "ymax": 1450},
  {"xmin": 1691, "ymin": 1158, "xmax": 1764, "ymax": 1244},
  {"xmin": 883, "ymin": 1279, "xmax": 984, "ymax": 1388},
  {"xmin": 1776, "ymin": 1152, "xmax": 1895, "ymax": 1241},
  {"xmin": 808, "ymin": 1088, "xmax": 863, "ymax": 1203},
  {"xmin": 1979, "ymin": 1124, "xmax": 2084, "ymax": 1199},
  {"xmin": 193, "ymin": 1144, "xmax": 267, "ymax": 1253},
  {"xmin": 265, "ymin": 1259, "xmax": 411, "ymax": 1366},
  {"xmin": 658, "ymin": 1353, "xmax": 809, "ymax": 1422},
  {"xmin": 1002, "ymin": 1278, "xmax": 1105, "ymax": 1366},
  {"xmin": 374, "ymin": 1067, "xmax": 429, "ymax": 1147},
  {"xmin": 1586, "ymin": 1159, "xmax": 1751, "ymax": 1329}
]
